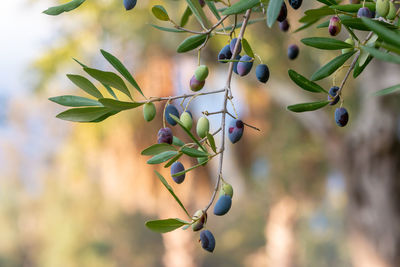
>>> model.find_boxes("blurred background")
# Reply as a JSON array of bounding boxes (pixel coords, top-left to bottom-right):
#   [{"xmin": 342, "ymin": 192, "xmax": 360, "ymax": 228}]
[{"xmin": 1, "ymin": 0, "xmax": 399, "ymax": 266}]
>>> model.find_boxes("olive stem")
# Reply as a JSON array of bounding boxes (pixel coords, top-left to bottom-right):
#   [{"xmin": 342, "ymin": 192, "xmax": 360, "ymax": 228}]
[{"xmin": 204, "ymin": 9, "xmax": 253, "ymax": 212}]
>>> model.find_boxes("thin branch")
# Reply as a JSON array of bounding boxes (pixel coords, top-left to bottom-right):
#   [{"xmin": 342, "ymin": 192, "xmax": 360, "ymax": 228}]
[
  {"xmin": 142, "ymin": 89, "xmax": 225, "ymax": 104},
  {"xmin": 204, "ymin": 9, "xmax": 253, "ymax": 212}
]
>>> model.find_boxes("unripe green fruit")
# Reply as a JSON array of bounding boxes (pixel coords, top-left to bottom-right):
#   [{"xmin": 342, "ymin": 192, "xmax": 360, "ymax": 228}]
[
  {"xmin": 196, "ymin": 116, "xmax": 209, "ymax": 138},
  {"xmin": 376, "ymin": 0, "xmax": 390, "ymax": 17},
  {"xmin": 191, "ymin": 209, "xmax": 207, "ymax": 231},
  {"xmin": 180, "ymin": 112, "xmax": 193, "ymax": 130},
  {"xmin": 197, "ymin": 147, "xmax": 208, "ymax": 166},
  {"xmin": 342, "ymin": 38, "xmax": 355, "ymax": 54},
  {"xmin": 143, "ymin": 102, "xmax": 156, "ymax": 122},
  {"xmin": 386, "ymin": 2, "xmax": 397, "ymax": 20},
  {"xmin": 194, "ymin": 65, "xmax": 209, "ymax": 82},
  {"xmin": 219, "ymin": 182, "xmax": 233, "ymax": 198}
]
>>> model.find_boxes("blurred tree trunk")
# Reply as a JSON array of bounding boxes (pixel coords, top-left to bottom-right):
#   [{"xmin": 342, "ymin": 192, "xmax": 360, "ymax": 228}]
[{"xmin": 342, "ymin": 61, "xmax": 400, "ymax": 267}]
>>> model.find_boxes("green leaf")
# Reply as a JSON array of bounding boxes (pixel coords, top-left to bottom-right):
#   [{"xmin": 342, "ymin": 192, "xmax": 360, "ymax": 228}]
[
  {"xmin": 311, "ymin": 51, "xmax": 356, "ymax": 81},
  {"xmin": 361, "ymin": 46, "xmax": 400, "ymax": 64},
  {"xmin": 164, "ymin": 152, "xmax": 183, "ymax": 168},
  {"xmin": 287, "ymin": 101, "xmax": 330, "ymax": 113},
  {"xmin": 242, "ymin": 38, "xmax": 255, "ymax": 58},
  {"xmin": 301, "ymin": 37, "xmax": 353, "ymax": 50},
  {"xmin": 288, "ymin": 70, "xmax": 328, "ymax": 94},
  {"xmin": 177, "ymin": 34, "xmax": 207, "ymax": 53},
  {"xmin": 147, "ymin": 151, "xmax": 179, "ymax": 164},
  {"xmin": 294, "ymin": 19, "xmax": 320, "ymax": 33},
  {"xmin": 145, "ymin": 218, "xmax": 188, "ymax": 233},
  {"xmin": 100, "ymin": 49, "xmax": 144, "ymax": 97},
  {"xmin": 171, "ymin": 160, "xmax": 209, "ymax": 177},
  {"xmin": 169, "ymin": 114, "xmax": 206, "ymax": 152},
  {"xmin": 98, "ymin": 98, "xmax": 144, "ymax": 110},
  {"xmin": 372, "ymin": 84, "xmax": 400, "ymax": 96},
  {"xmin": 222, "ymin": 0, "xmax": 260, "ymax": 15},
  {"xmin": 219, "ymin": 17, "xmax": 266, "ymax": 32},
  {"xmin": 267, "ymin": 0, "xmax": 284, "ymax": 27},
  {"xmin": 152, "ymin": 5, "xmax": 170, "ymax": 21},
  {"xmin": 180, "ymin": 7, "xmax": 192, "ymax": 27},
  {"xmin": 299, "ymin": 6, "xmax": 335, "ymax": 23},
  {"xmin": 141, "ymin": 144, "xmax": 177, "ymax": 156},
  {"xmin": 316, "ymin": 0, "xmax": 337, "ymax": 6},
  {"xmin": 206, "ymin": 1, "xmax": 221, "ymax": 20},
  {"xmin": 150, "ymin": 24, "xmax": 185, "ymax": 33},
  {"xmin": 49, "ymin": 95, "xmax": 102, "ymax": 107},
  {"xmin": 84, "ymin": 67, "xmax": 132, "ymax": 100},
  {"xmin": 329, "ymin": 3, "xmax": 375, "ymax": 12},
  {"xmin": 185, "ymin": 0, "xmax": 211, "ymax": 28},
  {"xmin": 72, "ymin": 59, "xmax": 118, "ymax": 100},
  {"xmin": 207, "ymin": 132, "xmax": 217, "ymax": 153},
  {"xmin": 154, "ymin": 171, "xmax": 190, "ymax": 218},
  {"xmin": 354, "ymin": 55, "xmax": 373, "ymax": 78},
  {"xmin": 67, "ymin": 74, "xmax": 103, "ymax": 99},
  {"xmin": 173, "ymin": 136, "xmax": 185, "ymax": 147},
  {"xmin": 43, "ymin": 0, "xmax": 85, "ymax": 15},
  {"xmin": 361, "ymin": 17, "xmax": 400, "ymax": 48},
  {"xmin": 181, "ymin": 147, "xmax": 209, "ymax": 158},
  {"xmin": 340, "ymin": 17, "xmax": 396, "ymax": 31},
  {"xmin": 56, "ymin": 107, "xmax": 113, "ymax": 122}
]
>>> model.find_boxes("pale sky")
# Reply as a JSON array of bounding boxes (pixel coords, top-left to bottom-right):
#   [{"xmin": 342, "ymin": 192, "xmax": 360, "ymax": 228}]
[{"xmin": 0, "ymin": 0, "xmax": 53, "ymax": 95}]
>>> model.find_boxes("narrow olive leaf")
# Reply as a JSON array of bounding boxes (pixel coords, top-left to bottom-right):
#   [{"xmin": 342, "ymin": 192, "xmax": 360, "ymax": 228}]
[
  {"xmin": 301, "ymin": 37, "xmax": 353, "ymax": 50},
  {"xmin": 206, "ymin": 1, "xmax": 221, "ymax": 20},
  {"xmin": 378, "ymin": 42, "xmax": 400, "ymax": 55},
  {"xmin": 287, "ymin": 101, "xmax": 330, "ymax": 113},
  {"xmin": 100, "ymin": 49, "xmax": 144, "ymax": 97},
  {"xmin": 49, "ymin": 96, "xmax": 102, "ymax": 107},
  {"xmin": 83, "ymin": 67, "xmax": 133, "ymax": 100},
  {"xmin": 164, "ymin": 152, "xmax": 183, "ymax": 168},
  {"xmin": 145, "ymin": 218, "xmax": 188, "ymax": 233},
  {"xmin": 358, "ymin": 33, "xmax": 378, "ymax": 66},
  {"xmin": 300, "ymin": 7, "xmax": 335, "ymax": 23},
  {"xmin": 173, "ymin": 136, "xmax": 185, "ymax": 147},
  {"xmin": 288, "ymin": 70, "xmax": 328, "ymax": 94},
  {"xmin": 316, "ymin": 0, "xmax": 337, "ymax": 6},
  {"xmin": 98, "ymin": 98, "xmax": 143, "ymax": 110},
  {"xmin": 177, "ymin": 34, "xmax": 207, "ymax": 53},
  {"xmin": 170, "ymin": 114, "xmax": 206, "ymax": 152},
  {"xmin": 43, "ymin": 0, "xmax": 85, "ymax": 15},
  {"xmin": 361, "ymin": 46, "xmax": 400, "ymax": 64},
  {"xmin": 147, "ymin": 151, "xmax": 179, "ymax": 164},
  {"xmin": 242, "ymin": 38, "xmax": 255, "ymax": 58},
  {"xmin": 311, "ymin": 51, "xmax": 356, "ymax": 81},
  {"xmin": 207, "ymin": 132, "xmax": 217, "ymax": 153},
  {"xmin": 372, "ymin": 84, "xmax": 400, "ymax": 96},
  {"xmin": 90, "ymin": 110, "xmax": 120, "ymax": 123},
  {"xmin": 340, "ymin": 17, "xmax": 397, "ymax": 31},
  {"xmin": 154, "ymin": 171, "xmax": 190, "ymax": 218},
  {"xmin": 152, "ymin": 5, "xmax": 170, "ymax": 21},
  {"xmin": 150, "ymin": 24, "xmax": 185, "ymax": 33},
  {"xmin": 361, "ymin": 17, "xmax": 400, "ymax": 47},
  {"xmin": 72, "ymin": 58, "xmax": 118, "ymax": 100},
  {"xmin": 180, "ymin": 7, "xmax": 192, "ymax": 27},
  {"xmin": 267, "ymin": 0, "xmax": 284, "ymax": 27},
  {"xmin": 294, "ymin": 19, "xmax": 320, "ymax": 33},
  {"xmin": 141, "ymin": 144, "xmax": 177, "ymax": 156},
  {"xmin": 222, "ymin": 0, "xmax": 260, "ymax": 15},
  {"xmin": 171, "ymin": 160, "xmax": 210, "ymax": 177},
  {"xmin": 181, "ymin": 147, "xmax": 209, "ymax": 158},
  {"xmin": 56, "ymin": 107, "xmax": 113, "ymax": 122},
  {"xmin": 354, "ymin": 55, "xmax": 373, "ymax": 78},
  {"xmin": 185, "ymin": 0, "xmax": 211, "ymax": 28},
  {"xmin": 330, "ymin": 3, "xmax": 375, "ymax": 12},
  {"xmin": 67, "ymin": 74, "xmax": 103, "ymax": 98},
  {"xmin": 219, "ymin": 17, "xmax": 266, "ymax": 31}
]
